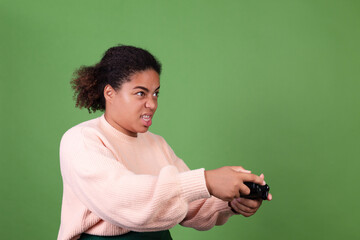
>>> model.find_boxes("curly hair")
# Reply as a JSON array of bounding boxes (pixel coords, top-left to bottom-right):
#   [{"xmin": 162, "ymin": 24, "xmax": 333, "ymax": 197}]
[{"xmin": 71, "ymin": 45, "xmax": 162, "ymax": 113}]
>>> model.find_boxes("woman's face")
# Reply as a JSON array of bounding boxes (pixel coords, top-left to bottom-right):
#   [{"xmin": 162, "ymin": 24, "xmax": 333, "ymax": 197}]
[{"xmin": 104, "ymin": 69, "xmax": 160, "ymax": 137}]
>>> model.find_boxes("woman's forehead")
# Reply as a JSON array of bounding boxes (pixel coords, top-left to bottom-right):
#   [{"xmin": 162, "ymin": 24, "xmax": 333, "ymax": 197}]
[{"xmin": 124, "ymin": 69, "xmax": 160, "ymax": 89}]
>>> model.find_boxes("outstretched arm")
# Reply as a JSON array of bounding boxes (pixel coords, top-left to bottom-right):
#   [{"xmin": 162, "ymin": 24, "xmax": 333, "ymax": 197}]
[{"xmin": 166, "ymin": 142, "xmax": 266, "ymax": 230}]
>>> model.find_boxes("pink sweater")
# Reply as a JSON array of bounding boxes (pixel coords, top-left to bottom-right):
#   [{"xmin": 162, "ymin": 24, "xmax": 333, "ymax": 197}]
[{"xmin": 58, "ymin": 115, "xmax": 234, "ymax": 240}]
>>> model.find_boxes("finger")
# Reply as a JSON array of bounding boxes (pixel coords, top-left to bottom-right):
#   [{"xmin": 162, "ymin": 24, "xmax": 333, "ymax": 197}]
[
  {"xmin": 230, "ymin": 166, "xmax": 251, "ymax": 173},
  {"xmin": 267, "ymin": 193, "xmax": 273, "ymax": 201},
  {"xmin": 241, "ymin": 173, "xmax": 265, "ymax": 185},
  {"xmin": 236, "ymin": 209, "xmax": 254, "ymax": 217},
  {"xmin": 231, "ymin": 200, "xmax": 257, "ymax": 214},
  {"xmin": 236, "ymin": 198, "xmax": 262, "ymax": 209},
  {"xmin": 239, "ymin": 183, "xmax": 251, "ymax": 196},
  {"xmin": 259, "ymin": 173, "xmax": 268, "ymax": 184}
]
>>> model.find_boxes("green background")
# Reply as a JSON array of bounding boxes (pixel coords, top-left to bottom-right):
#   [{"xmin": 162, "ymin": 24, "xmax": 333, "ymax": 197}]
[{"xmin": 1, "ymin": 0, "xmax": 359, "ymax": 239}]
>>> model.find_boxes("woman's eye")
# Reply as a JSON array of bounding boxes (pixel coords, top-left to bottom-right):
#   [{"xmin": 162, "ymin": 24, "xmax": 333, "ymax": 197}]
[
  {"xmin": 136, "ymin": 92, "xmax": 145, "ymax": 97},
  {"xmin": 153, "ymin": 92, "xmax": 160, "ymax": 97}
]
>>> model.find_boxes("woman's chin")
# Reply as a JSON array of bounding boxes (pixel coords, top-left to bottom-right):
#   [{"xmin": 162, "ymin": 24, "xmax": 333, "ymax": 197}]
[{"xmin": 137, "ymin": 126, "xmax": 150, "ymax": 133}]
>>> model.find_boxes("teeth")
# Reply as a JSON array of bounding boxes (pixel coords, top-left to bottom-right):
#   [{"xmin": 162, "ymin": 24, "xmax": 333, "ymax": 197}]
[{"xmin": 142, "ymin": 115, "xmax": 151, "ymax": 121}]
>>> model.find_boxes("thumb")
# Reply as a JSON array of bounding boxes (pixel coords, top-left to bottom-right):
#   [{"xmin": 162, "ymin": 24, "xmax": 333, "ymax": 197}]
[{"xmin": 230, "ymin": 166, "xmax": 251, "ymax": 173}]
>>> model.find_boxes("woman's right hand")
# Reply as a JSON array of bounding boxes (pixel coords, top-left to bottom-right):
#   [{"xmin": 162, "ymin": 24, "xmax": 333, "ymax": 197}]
[{"xmin": 204, "ymin": 166, "xmax": 265, "ymax": 201}]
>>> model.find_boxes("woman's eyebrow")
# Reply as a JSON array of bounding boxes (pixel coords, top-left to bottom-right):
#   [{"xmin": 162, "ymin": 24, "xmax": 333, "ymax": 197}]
[
  {"xmin": 133, "ymin": 86, "xmax": 149, "ymax": 92},
  {"xmin": 133, "ymin": 86, "xmax": 160, "ymax": 92}
]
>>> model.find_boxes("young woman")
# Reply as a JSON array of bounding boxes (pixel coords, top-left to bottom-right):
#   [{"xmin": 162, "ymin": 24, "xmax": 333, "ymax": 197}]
[{"xmin": 58, "ymin": 45, "xmax": 272, "ymax": 240}]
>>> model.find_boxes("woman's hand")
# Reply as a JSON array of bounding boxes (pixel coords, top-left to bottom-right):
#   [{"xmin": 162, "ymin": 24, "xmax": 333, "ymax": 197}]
[
  {"xmin": 229, "ymin": 198, "xmax": 263, "ymax": 217},
  {"xmin": 204, "ymin": 166, "xmax": 265, "ymax": 202},
  {"xmin": 229, "ymin": 173, "xmax": 272, "ymax": 216}
]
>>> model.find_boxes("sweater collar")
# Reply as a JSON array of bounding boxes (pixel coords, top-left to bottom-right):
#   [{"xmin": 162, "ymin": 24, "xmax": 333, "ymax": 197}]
[{"xmin": 100, "ymin": 114, "xmax": 140, "ymax": 144}]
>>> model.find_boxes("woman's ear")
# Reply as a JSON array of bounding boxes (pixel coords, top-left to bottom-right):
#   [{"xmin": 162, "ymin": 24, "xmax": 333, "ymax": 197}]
[{"xmin": 104, "ymin": 84, "xmax": 115, "ymax": 102}]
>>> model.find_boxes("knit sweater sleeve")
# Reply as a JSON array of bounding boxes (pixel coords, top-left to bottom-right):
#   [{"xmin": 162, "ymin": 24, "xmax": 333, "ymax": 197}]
[
  {"xmin": 59, "ymin": 126, "xmax": 210, "ymax": 232},
  {"xmin": 161, "ymin": 139, "xmax": 235, "ymax": 230}
]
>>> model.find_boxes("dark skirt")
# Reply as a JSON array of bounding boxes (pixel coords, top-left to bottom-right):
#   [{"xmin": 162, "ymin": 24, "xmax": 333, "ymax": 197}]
[{"xmin": 79, "ymin": 230, "xmax": 172, "ymax": 240}]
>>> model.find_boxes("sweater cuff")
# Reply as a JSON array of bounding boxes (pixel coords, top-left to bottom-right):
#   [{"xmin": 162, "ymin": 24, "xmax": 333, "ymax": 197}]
[{"xmin": 179, "ymin": 168, "xmax": 210, "ymax": 202}]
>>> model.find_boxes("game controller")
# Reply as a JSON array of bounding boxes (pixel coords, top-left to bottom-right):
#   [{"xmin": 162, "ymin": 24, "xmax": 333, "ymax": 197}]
[{"xmin": 241, "ymin": 182, "xmax": 270, "ymax": 200}]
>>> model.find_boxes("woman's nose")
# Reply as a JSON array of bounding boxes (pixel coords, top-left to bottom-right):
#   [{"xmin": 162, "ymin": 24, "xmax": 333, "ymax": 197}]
[{"xmin": 145, "ymin": 97, "xmax": 157, "ymax": 109}]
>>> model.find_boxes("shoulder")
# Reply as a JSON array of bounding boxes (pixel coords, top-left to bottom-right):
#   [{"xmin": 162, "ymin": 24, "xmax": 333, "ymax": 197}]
[{"xmin": 60, "ymin": 117, "xmax": 103, "ymax": 145}]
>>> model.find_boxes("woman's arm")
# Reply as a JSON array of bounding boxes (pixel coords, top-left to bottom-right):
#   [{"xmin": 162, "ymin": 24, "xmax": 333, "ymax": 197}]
[
  {"xmin": 60, "ymin": 127, "xmax": 210, "ymax": 232},
  {"xmin": 165, "ymin": 139, "xmax": 266, "ymax": 230},
  {"xmin": 167, "ymin": 151, "xmax": 234, "ymax": 230}
]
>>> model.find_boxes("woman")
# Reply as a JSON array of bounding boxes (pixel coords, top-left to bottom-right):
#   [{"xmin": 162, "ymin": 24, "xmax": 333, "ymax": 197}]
[{"xmin": 58, "ymin": 45, "xmax": 271, "ymax": 240}]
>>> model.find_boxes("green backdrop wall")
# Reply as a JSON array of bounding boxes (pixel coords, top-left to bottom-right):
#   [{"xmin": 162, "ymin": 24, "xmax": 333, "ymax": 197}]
[{"xmin": 1, "ymin": 0, "xmax": 359, "ymax": 239}]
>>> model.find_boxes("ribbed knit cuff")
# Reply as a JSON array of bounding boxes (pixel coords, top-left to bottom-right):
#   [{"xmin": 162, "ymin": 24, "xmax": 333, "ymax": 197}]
[{"xmin": 178, "ymin": 168, "xmax": 210, "ymax": 203}]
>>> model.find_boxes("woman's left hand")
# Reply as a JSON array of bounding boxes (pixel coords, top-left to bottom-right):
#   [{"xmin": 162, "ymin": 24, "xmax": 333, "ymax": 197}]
[
  {"xmin": 229, "ymin": 197, "xmax": 263, "ymax": 217},
  {"xmin": 229, "ymin": 173, "xmax": 272, "ymax": 217}
]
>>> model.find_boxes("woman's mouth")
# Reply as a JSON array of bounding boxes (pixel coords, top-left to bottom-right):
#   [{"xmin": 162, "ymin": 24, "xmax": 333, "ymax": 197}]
[{"xmin": 141, "ymin": 114, "xmax": 152, "ymax": 127}]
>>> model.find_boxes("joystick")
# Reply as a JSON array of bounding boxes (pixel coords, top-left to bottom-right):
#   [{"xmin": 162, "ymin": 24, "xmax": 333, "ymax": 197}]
[{"xmin": 241, "ymin": 182, "xmax": 270, "ymax": 200}]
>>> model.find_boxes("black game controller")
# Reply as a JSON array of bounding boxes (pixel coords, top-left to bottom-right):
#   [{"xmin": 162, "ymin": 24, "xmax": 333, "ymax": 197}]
[{"xmin": 241, "ymin": 182, "xmax": 270, "ymax": 200}]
